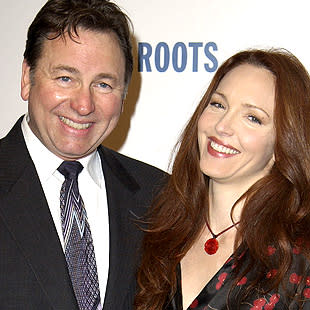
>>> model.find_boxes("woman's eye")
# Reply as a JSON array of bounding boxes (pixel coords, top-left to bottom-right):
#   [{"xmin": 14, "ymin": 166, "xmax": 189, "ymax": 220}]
[
  {"xmin": 248, "ymin": 115, "xmax": 262, "ymax": 125},
  {"xmin": 209, "ymin": 102, "xmax": 225, "ymax": 109}
]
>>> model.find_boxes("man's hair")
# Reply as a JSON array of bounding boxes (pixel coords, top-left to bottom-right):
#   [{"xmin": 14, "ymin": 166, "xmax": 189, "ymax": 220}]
[{"xmin": 23, "ymin": 0, "xmax": 133, "ymax": 87}]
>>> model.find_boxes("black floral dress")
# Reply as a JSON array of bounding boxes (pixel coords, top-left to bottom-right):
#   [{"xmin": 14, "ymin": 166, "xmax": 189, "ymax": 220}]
[{"xmin": 165, "ymin": 246, "xmax": 310, "ymax": 310}]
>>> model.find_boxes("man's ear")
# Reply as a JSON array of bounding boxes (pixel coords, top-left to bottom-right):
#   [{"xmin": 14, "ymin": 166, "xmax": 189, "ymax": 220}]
[
  {"xmin": 21, "ymin": 59, "xmax": 31, "ymax": 101},
  {"xmin": 121, "ymin": 99, "xmax": 125, "ymax": 112}
]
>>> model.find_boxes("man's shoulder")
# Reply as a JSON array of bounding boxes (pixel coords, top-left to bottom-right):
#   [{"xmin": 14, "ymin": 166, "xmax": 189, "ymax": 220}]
[
  {"xmin": 0, "ymin": 117, "xmax": 25, "ymax": 150},
  {"xmin": 99, "ymin": 146, "xmax": 165, "ymax": 174},
  {"xmin": 98, "ymin": 146, "xmax": 167, "ymax": 189},
  {"xmin": 0, "ymin": 119, "xmax": 36, "ymax": 194}
]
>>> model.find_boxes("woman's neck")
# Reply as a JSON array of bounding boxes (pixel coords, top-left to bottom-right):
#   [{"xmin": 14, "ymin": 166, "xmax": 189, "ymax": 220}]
[{"xmin": 207, "ymin": 180, "xmax": 246, "ymax": 231}]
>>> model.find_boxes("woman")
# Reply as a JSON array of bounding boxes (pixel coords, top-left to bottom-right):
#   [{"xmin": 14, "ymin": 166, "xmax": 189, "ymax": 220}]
[{"xmin": 134, "ymin": 49, "xmax": 310, "ymax": 309}]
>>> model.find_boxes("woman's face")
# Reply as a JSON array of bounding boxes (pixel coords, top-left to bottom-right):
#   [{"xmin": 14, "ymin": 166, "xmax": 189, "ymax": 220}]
[{"xmin": 198, "ymin": 64, "xmax": 275, "ymax": 186}]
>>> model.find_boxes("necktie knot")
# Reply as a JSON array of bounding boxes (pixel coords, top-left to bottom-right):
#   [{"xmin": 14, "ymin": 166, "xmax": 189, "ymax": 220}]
[{"xmin": 58, "ymin": 161, "xmax": 83, "ymax": 180}]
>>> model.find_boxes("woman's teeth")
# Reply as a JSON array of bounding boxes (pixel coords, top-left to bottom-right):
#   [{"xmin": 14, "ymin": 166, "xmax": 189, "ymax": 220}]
[{"xmin": 210, "ymin": 140, "xmax": 239, "ymax": 154}]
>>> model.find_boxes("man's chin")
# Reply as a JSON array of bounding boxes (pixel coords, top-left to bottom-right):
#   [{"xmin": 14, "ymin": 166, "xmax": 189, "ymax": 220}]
[{"xmin": 53, "ymin": 147, "xmax": 96, "ymax": 161}]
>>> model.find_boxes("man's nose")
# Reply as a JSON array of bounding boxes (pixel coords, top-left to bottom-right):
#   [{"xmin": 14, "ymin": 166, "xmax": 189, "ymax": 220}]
[{"xmin": 71, "ymin": 87, "xmax": 95, "ymax": 115}]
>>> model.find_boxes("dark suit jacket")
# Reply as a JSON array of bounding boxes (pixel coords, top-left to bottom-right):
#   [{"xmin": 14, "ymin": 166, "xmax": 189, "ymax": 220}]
[{"xmin": 0, "ymin": 117, "xmax": 166, "ymax": 310}]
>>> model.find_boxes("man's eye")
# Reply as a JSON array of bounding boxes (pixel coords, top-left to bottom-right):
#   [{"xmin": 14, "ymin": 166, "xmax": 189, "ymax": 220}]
[
  {"xmin": 96, "ymin": 82, "xmax": 112, "ymax": 93},
  {"xmin": 58, "ymin": 76, "xmax": 71, "ymax": 83},
  {"xmin": 99, "ymin": 82, "xmax": 111, "ymax": 89}
]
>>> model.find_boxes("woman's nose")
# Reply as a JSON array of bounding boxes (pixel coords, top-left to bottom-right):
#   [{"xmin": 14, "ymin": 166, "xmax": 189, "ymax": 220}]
[{"xmin": 215, "ymin": 112, "xmax": 235, "ymax": 136}]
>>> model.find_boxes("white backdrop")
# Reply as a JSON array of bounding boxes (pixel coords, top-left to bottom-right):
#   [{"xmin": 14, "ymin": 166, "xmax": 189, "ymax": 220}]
[{"xmin": 1, "ymin": 0, "xmax": 310, "ymax": 171}]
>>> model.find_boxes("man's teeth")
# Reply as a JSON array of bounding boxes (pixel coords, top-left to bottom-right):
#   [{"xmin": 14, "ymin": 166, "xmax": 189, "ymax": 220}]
[
  {"xmin": 210, "ymin": 140, "xmax": 239, "ymax": 154},
  {"xmin": 59, "ymin": 116, "xmax": 91, "ymax": 130}
]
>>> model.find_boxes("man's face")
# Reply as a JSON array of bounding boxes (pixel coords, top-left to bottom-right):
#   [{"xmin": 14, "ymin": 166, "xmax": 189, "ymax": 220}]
[{"xmin": 21, "ymin": 29, "xmax": 126, "ymax": 160}]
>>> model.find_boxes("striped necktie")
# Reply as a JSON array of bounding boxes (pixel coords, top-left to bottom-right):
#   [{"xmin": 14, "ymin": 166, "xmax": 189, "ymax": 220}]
[{"xmin": 58, "ymin": 161, "xmax": 101, "ymax": 310}]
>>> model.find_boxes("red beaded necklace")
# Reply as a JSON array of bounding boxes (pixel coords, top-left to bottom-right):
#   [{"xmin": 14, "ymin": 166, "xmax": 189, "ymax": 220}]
[{"xmin": 204, "ymin": 221, "xmax": 240, "ymax": 255}]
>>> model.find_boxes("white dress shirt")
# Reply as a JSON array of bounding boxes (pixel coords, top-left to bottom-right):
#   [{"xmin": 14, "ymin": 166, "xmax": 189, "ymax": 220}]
[{"xmin": 21, "ymin": 115, "xmax": 109, "ymax": 300}]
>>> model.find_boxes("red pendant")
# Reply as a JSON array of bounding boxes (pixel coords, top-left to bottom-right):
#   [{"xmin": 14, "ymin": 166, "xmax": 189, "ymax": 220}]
[{"xmin": 204, "ymin": 238, "xmax": 219, "ymax": 255}]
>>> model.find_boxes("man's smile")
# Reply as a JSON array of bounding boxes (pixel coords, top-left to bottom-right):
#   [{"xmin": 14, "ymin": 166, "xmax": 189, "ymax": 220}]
[{"xmin": 59, "ymin": 116, "xmax": 92, "ymax": 130}]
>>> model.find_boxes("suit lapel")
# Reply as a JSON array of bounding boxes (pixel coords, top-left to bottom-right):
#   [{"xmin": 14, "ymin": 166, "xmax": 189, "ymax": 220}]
[
  {"xmin": 99, "ymin": 147, "xmax": 143, "ymax": 310},
  {"xmin": 0, "ymin": 118, "xmax": 78, "ymax": 309}
]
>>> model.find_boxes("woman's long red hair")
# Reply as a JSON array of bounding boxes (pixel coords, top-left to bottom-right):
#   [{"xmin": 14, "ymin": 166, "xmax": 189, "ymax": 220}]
[{"xmin": 135, "ymin": 49, "xmax": 310, "ymax": 310}]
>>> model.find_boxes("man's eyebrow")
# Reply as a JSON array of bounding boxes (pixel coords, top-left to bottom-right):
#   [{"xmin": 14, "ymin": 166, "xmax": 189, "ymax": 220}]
[
  {"xmin": 51, "ymin": 66, "xmax": 120, "ymax": 81},
  {"xmin": 95, "ymin": 73, "xmax": 119, "ymax": 81},
  {"xmin": 51, "ymin": 65, "xmax": 79, "ymax": 74}
]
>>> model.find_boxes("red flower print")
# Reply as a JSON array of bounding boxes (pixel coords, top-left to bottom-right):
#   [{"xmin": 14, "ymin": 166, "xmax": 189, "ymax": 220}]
[
  {"xmin": 303, "ymin": 288, "xmax": 310, "ymax": 299},
  {"xmin": 264, "ymin": 303, "xmax": 275, "ymax": 310},
  {"xmin": 189, "ymin": 299, "xmax": 198, "ymax": 308},
  {"xmin": 218, "ymin": 272, "xmax": 228, "ymax": 282},
  {"xmin": 267, "ymin": 246, "xmax": 276, "ymax": 256},
  {"xmin": 293, "ymin": 247, "xmax": 301, "ymax": 255},
  {"xmin": 238, "ymin": 251, "xmax": 246, "ymax": 260},
  {"xmin": 216, "ymin": 272, "xmax": 228, "ymax": 290},
  {"xmin": 269, "ymin": 294, "xmax": 280, "ymax": 304},
  {"xmin": 289, "ymin": 273, "xmax": 302, "ymax": 284},
  {"xmin": 225, "ymin": 257, "xmax": 233, "ymax": 264},
  {"xmin": 306, "ymin": 276, "xmax": 310, "ymax": 286},
  {"xmin": 251, "ymin": 294, "xmax": 280, "ymax": 310},
  {"xmin": 266, "ymin": 269, "xmax": 277, "ymax": 279},
  {"xmin": 252, "ymin": 298, "xmax": 266, "ymax": 309},
  {"xmin": 237, "ymin": 276, "xmax": 247, "ymax": 286},
  {"xmin": 254, "ymin": 298, "xmax": 266, "ymax": 306}
]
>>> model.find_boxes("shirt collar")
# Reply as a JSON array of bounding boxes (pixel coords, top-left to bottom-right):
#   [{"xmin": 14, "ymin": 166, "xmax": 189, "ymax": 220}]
[{"xmin": 21, "ymin": 114, "xmax": 102, "ymax": 187}]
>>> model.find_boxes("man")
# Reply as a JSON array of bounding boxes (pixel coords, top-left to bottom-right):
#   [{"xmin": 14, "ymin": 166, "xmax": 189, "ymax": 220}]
[{"xmin": 0, "ymin": 0, "xmax": 165, "ymax": 309}]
